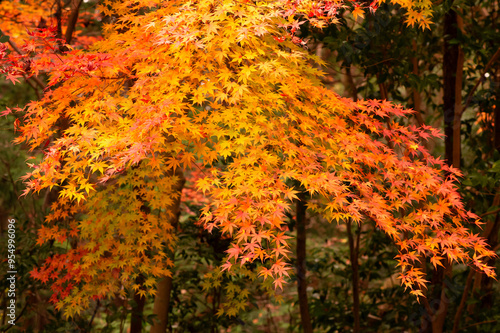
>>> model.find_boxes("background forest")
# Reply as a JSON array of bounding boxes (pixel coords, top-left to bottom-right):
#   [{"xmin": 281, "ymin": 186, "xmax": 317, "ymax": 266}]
[{"xmin": 0, "ymin": 0, "xmax": 499, "ymax": 332}]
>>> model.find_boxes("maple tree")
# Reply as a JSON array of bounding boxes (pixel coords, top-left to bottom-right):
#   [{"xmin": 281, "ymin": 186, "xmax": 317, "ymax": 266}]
[{"xmin": 0, "ymin": 0, "xmax": 496, "ymax": 322}]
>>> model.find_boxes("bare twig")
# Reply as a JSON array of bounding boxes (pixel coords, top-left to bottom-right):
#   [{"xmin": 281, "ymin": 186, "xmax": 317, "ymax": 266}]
[
  {"xmin": 480, "ymin": 207, "xmax": 500, "ymax": 218},
  {"xmin": 463, "ymin": 320, "xmax": 497, "ymax": 329},
  {"xmin": 3, "ymin": 299, "xmax": 28, "ymax": 332},
  {"xmin": 87, "ymin": 300, "xmax": 100, "ymax": 331},
  {"xmin": 461, "ymin": 47, "xmax": 500, "ymax": 116}
]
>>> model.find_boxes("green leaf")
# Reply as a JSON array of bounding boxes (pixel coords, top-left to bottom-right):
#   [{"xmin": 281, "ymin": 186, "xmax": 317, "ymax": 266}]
[
  {"xmin": 0, "ymin": 35, "xmax": 10, "ymax": 43},
  {"xmin": 488, "ymin": 160, "xmax": 500, "ymax": 173}
]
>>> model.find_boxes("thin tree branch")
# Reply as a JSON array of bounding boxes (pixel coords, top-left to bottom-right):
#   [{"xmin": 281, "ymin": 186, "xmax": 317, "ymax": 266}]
[
  {"xmin": 452, "ymin": 268, "xmax": 475, "ymax": 333},
  {"xmin": 461, "ymin": 47, "xmax": 500, "ymax": 116},
  {"xmin": 463, "ymin": 320, "xmax": 498, "ymax": 329},
  {"xmin": 87, "ymin": 299, "xmax": 100, "ymax": 331},
  {"xmin": 3, "ymin": 299, "xmax": 28, "ymax": 332},
  {"xmin": 480, "ymin": 207, "xmax": 500, "ymax": 218},
  {"xmin": 23, "ymin": 76, "xmax": 42, "ymax": 99},
  {"xmin": 0, "ymin": 29, "xmax": 46, "ymax": 90},
  {"xmin": 1, "ymin": 31, "xmax": 22, "ymax": 55}
]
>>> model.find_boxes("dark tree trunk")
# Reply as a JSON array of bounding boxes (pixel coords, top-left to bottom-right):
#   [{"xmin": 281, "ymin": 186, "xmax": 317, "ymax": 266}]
[
  {"xmin": 130, "ymin": 275, "xmax": 146, "ymax": 333},
  {"xmin": 495, "ymin": 70, "xmax": 500, "ymax": 152},
  {"xmin": 296, "ymin": 192, "xmax": 313, "ymax": 333},
  {"xmin": 443, "ymin": 8, "xmax": 459, "ymax": 167},
  {"xmin": 346, "ymin": 220, "xmax": 361, "ymax": 333},
  {"xmin": 420, "ymin": 7, "xmax": 464, "ymax": 332},
  {"xmin": 443, "ymin": 5, "xmax": 464, "ymax": 169}
]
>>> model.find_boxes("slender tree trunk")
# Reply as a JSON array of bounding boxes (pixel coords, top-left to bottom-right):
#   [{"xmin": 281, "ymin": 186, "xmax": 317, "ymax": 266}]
[
  {"xmin": 296, "ymin": 192, "xmax": 313, "ymax": 333},
  {"xmin": 411, "ymin": 40, "xmax": 426, "ymax": 127},
  {"xmin": 495, "ymin": 64, "xmax": 500, "ymax": 152},
  {"xmin": 431, "ymin": 280, "xmax": 450, "ymax": 333},
  {"xmin": 55, "ymin": 0, "xmax": 63, "ymax": 40},
  {"xmin": 346, "ymin": 220, "xmax": 361, "ymax": 333},
  {"xmin": 418, "ymin": 7, "xmax": 465, "ymax": 332},
  {"xmin": 150, "ymin": 277, "xmax": 174, "ymax": 333},
  {"xmin": 420, "ymin": 263, "xmax": 451, "ymax": 333},
  {"xmin": 130, "ymin": 275, "xmax": 146, "ymax": 333},
  {"xmin": 451, "ymin": 268, "xmax": 475, "ymax": 333},
  {"xmin": 150, "ymin": 170, "xmax": 185, "ymax": 333},
  {"xmin": 443, "ymin": 8, "xmax": 458, "ymax": 166},
  {"xmin": 453, "ymin": 32, "xmax": 464, "ymax": 169},
  {"xmin": 64, "ymin": 0, "xmax": 83, "ymax": 45},
  {"xmin": 496, "ymin": 95, "xmax": 500, "ymax": 152},
  {"xmin": 443, "ymin": 5, "xmax": 464, "ymax": 169},
  {"xmin": 130, "ymin": 161, "xmax": 155, "ymax": 333},
  {"xmin": 344, "ymin": 65, "xmax": 358, "ymax": 102}
]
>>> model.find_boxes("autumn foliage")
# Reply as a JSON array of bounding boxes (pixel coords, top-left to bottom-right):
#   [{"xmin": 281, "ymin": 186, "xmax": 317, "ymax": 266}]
[{"xmin": 0, "ymin": 0, "xmax": 496, "ymax": 318}]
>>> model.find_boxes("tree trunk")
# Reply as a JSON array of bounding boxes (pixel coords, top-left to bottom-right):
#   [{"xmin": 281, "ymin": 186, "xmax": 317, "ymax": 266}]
[
  {"xmin": 150, "ymin": 169, "xmax": 185, "ymax": 333},
  {"xmin": 346, "ymin": 220, "xmax": 361, "ymax": 333},
  {"xmin": 343, "ymin": 65, "xmax": 358, "ymax": 102},
  {"xmin": 420, "ymin": 264, "xmax": 451, "ymax": 333},
  {"xmin": 411, "ymin": 40, "xmax": 425, "ymax": 127},
  {"xmin": 296, "ymin": 192, "xmax": 313, "ymax": 333},
  {"xmin": 419, "ymin": 7, "xmax": 465, "ymax": 332},
  {"xmin": 443, "ymin": 5, "xmax": 464, "ymax": 169},
  {"xmin": 130, "ymin": 161, "xmax": 155, "ymax": 333},
  {"xmin": 130, "ymin": 275, "xmax": 146, "ymax": 333},
  {"xmin": 495, "ymin": 64, "xmax": 500, "ymax": 152},
  {"xmin": 150, "ymin": 277, "xmax": 174, "ymax": 333}
]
